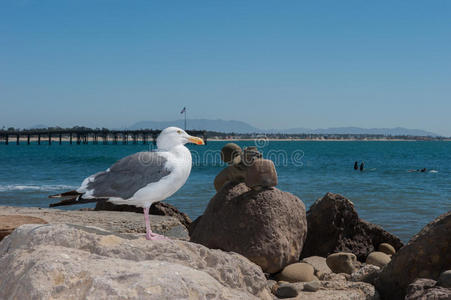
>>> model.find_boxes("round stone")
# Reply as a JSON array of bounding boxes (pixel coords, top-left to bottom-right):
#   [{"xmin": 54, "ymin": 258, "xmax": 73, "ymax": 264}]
[
  {"xmin": 366, "ymin": 251, "xmax": 391, "ymax": 268},
  {"xmin": 275, "ymin": 284, "xmax": 298, "ymax": 299},
  {"xmin": 303, "ymin": 280, "xmax": 321, "ymax": 292},
  {"xmin": 245, "ymin": 159, "xmax": 278, "ymax": 189},
  {"xmin": 326, "ymin": 252, "xmax": 357, "ymax": 274},
  {"xmin": 437, "ymin": 270, "xmax": 451, "ymax": 288},
  {"xmin": 220, "ymin": 143, "xmax": 242, "ymax": 164},
  {"xmin": 276, "ymin": 263, "xmax": 317, "ymax": 283},
  {"xmin": 378, "ymin": 243, "xmax": 396, "ymax": 256}
]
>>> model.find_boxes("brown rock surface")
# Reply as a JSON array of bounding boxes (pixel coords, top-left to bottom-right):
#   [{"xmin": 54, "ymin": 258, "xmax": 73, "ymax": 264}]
[
  {"xmin": 375, "ymin": 211, "xmax": 451, "ymax": 300},
  {"xmin": 0, "ymin": 215, "xmax": 47, "ymax": 241},
  {"xmin": 286, "ymin": 280, "xmax": 380, "ymax": 299},
  {"xmin": 0, "ymin": 206, "xmax": 189, "ymax": 240},
  {"xmin": 190, "ymin": 182, "xmax": 307, "ymax": 274},
  {"xmin": 94, "ymin": 201, "xmax": 192, "ymax": 228},
  {"xmin": 301, "ymin": 192, "xmax": 403, "ymax": 261}
]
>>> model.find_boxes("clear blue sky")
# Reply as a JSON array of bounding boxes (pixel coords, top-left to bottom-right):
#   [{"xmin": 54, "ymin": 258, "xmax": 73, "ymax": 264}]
[{"xmin": 1, "ymin": 1, "xmax": 450, "ymax": 135}]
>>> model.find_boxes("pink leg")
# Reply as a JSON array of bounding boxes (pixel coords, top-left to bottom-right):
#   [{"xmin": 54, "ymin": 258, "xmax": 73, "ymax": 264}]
[{"xmin": 143, "ymin": 206, "xmax": 167, "ymax": 240}]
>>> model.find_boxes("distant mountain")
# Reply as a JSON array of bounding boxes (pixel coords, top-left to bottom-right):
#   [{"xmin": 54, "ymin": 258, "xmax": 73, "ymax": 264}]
[
  {"xmin": 129, "ymin": 119, "xmax": 440, "ymax": 137},
  {"xmin": 129, "ymin": 119, "xmax": 260, "ymax": 133},
  {"xmin": 268, "ymin": 126, "xmax": 439, "ymax": 137},
  {"xmin": 28, "ymin": 120, "xmax": 439, "ymax": 137},
  {"xmin": 30, "ymin": 124, "xmax": 48, "ymax": 129}
]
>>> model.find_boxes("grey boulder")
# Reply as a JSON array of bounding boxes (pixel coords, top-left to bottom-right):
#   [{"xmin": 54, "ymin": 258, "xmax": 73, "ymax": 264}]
[{"xmin": 0, "ymin": 223, "xmax": 271, "ymax": 300}]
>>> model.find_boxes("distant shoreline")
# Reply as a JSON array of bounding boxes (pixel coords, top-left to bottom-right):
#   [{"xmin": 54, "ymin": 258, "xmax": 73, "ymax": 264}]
[
  {"xmin": 208, "ymin": 138, "xmax": 451, "ymax": 142},
  {"xmin": 2, "ymin": 137, "xmax": 450, "ymax": 144}
]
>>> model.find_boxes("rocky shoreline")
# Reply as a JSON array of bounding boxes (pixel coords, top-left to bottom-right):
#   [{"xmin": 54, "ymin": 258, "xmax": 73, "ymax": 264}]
[{"xmin": 0, "ymin": 192, "xmax": 449, "ymax": 299}]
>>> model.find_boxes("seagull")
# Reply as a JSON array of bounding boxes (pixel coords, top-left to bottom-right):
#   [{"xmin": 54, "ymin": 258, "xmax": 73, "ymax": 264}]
[{"xmin": 49, "ymin": 127, "xmax": 204, "ymax": 240}]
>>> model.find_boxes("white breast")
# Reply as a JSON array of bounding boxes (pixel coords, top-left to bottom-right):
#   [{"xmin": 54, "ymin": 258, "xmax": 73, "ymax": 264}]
[{"xmin": 110, "ymin": 145, "xmax": 192, "ymax": 208}]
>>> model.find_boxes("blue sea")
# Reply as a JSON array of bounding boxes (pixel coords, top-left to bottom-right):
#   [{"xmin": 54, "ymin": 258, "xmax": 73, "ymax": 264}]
[{"xmin": 0, "ymin": 140, "xmax": 450, "ymax": 242}]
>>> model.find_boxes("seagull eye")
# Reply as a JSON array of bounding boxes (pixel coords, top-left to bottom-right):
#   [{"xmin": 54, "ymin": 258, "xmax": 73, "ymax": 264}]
[{"xmin": 177, "ymin": 130, "xmax": 182, "ymax": 134}]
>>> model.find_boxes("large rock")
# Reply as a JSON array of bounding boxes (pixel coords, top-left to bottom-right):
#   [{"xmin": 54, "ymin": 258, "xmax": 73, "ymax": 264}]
[
  {"xmin": 0, "ymin": 205, "xmax": 189, "ymax": 240},
  {"xmin": 0, "ymin": 223, "xmax": 271, "ymax": 299},
  {"xmin": 405, "ymin": 278, "xmax": 451, "ymax": 300},
  {"xmin": 375, "ymin": 211, "xmax": 451, "ymax": 300},
  {"xmin": 190, "ymin": 182, "xmax": 307, "ymax": 274},
  {"xmin": 0, "ymin": 215, "xmax": 47, "ymax": 241},
  {"xmin": 94, "ymin": 201, "xmax": 192, "ymax": 229},
  {"xmin": 301, "ymin": 192, "xmax": 403, "ymax": 261}
]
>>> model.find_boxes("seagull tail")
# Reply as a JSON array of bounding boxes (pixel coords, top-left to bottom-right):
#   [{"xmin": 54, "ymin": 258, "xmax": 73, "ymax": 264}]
[
  {"xmin": 49, "ymin": 191, "xmax": 107, "ymax": 208},
  {"xmin": 48, "ymin": 190, "xmax": 81, "ymax": 198}
]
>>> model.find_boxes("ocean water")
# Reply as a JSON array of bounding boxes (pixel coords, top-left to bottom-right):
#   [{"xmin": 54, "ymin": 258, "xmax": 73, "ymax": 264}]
[{"xmin": 0, "ymin": 140, "xmax": 450, "ymax": 242}]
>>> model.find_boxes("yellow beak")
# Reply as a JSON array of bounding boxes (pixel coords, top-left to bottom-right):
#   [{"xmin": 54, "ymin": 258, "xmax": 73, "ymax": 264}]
[{"xmin": 188, "ymin": 136, "xmax": 205, "ymax": 145}]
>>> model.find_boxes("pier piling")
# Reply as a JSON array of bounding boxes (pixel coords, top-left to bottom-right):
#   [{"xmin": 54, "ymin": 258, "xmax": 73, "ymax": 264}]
[{"xmin": 1, "ymin": 129, "xmax": 207, "ymax": 146}]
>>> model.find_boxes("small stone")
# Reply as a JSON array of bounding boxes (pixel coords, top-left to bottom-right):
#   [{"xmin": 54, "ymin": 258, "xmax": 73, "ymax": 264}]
[
  {"xmin": 275, "ymin": 263, "xmax": 317, "ymax": 283},
  {"xmin": 303, "ymin": 281, "xmax": 321, "ymax": 292},
  {"xmin": 275, "ymin": 284, "xmax": 298, "ymax": 299},
  {"xmin": 437, "ymin": 270, "xmax": 451, "ymax": 288},
  {"xmin": 350, "ymin": 264, "xmax": 381, "ymax": 284},
  {"xmin": 245, "ymin": 159, "xmax": 278, "ymax": 189},
  {"xmin": 366, "ymin": 251, "xmax": 391, "ymax": 268},
  {"xmin": 241, "ymin": 146, "xmax": 262, "ymax": 166},
  {"xmin": 266, "ymin": 280, "xmax": 278, "ymax": 294},
  {"xmin": 221, "ymin": 143, "xmax": 242, "ymax": 164},
  {"xmin": 378, "ymin": 243, "xmax": 396, "ymax": 256},
  {"xmin": 326, "ymin": 252, "xmax": 357, "ymax": 274},
  {"xmin": 301, "ymin": 256, "xmax": 332, "ymax": 277}
]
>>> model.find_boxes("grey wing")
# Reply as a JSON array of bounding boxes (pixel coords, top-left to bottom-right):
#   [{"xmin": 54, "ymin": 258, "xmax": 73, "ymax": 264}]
[{"xmin": 83, "ymin": 151, "xmax": 171, "ymax": 200}]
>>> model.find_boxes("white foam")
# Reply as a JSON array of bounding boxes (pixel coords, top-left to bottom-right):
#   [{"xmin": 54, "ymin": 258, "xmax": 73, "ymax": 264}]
[{"xmin": 0, "ymin": 184, "xmax": 76, "ymax": 192}]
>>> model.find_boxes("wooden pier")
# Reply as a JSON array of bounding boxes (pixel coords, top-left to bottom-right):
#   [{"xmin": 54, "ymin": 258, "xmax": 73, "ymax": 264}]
[{"xmin": 0, "ymin": 129, "xmax": 207, "ymax": 145}]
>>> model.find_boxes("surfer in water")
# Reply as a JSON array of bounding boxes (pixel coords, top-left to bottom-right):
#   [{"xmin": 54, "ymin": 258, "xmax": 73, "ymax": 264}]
[{"xmin": 408, "ymin": 168, "xmax": 427, "ymax": 173}]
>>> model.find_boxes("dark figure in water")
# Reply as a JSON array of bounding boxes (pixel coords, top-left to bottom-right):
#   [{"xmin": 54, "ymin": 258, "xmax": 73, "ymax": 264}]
[
  {"xmin": 354, "ymin": 161, "xmax": 359, "ymax": 170},
  {"xmin": 360, "ymin": 162, "xmax": 364, "ymax": 171},
  {"xmin": 408, "ymin": 168, "xmax": 428, "ymax": 173}
]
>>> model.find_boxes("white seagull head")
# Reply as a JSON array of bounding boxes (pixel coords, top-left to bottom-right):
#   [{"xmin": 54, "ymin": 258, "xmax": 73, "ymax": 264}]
[{"xmin": 156, "ymin": 127, "xmax": 204, "ymax": 150}]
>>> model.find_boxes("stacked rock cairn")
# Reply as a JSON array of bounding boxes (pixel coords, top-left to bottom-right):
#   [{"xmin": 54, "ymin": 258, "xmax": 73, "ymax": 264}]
[{"xmin": 214, "ymin": 143, "xmax": 278, "ymax": 191}]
